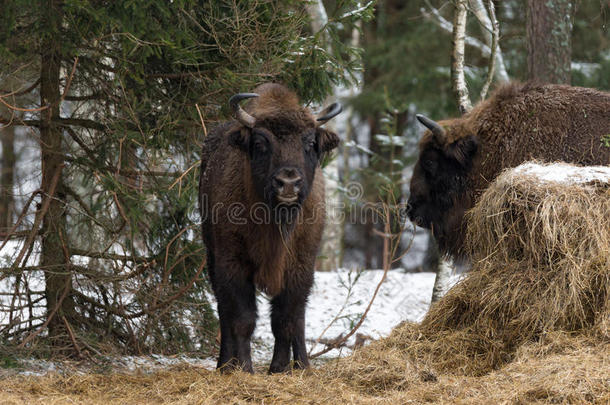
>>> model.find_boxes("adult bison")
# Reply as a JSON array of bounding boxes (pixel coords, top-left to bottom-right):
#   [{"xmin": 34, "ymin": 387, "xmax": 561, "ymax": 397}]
[
  {"xmin": 199, "ymin": 83, "xmax": 341, "ymax": 373},
  {"xmin": 406, "ymin": 82, "xmax": 610, "ymax": 260}
]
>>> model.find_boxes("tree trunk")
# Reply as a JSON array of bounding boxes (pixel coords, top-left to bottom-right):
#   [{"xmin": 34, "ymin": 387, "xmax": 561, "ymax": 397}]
[
  {"xmin": 306, "ymin": 0, "xmax": 343, "ymax": 270},
  {"xmin": 0, "ymin": 122, "xmax": 15, "ymax": 233},
  {"xmin": 365, "ymin": 114, "xmax": 385, "ymax": 269},
  {"xmin": 430, "ymin": 0, "xmax": 473, "ymax": 302},
  {"xmin": 0, "ymin": 74, "xmax": 20, "ymax": 234},
  {"xmin": 304, "ymin": 0, "xmax": 328, "ymax": 35},
  {"xmin": 40, "ymin": 0, "xmax": 74, "ymax": 345},
  {"xmin": 451, "ymin": 0, "xmax": 473, "ymax": 114},
  {"xmin": 431, "ymin": 258, "xmax": 453, "ymax": 304},
  {"xmin": 527, "ymin": 0, "xmax": 573, "ymax": 84},
  {"xmin": 338, "ymin": 21, "xmax": 362, "ymax": 268}
]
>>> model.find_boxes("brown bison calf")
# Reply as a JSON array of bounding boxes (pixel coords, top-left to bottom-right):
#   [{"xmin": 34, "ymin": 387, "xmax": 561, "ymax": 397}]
[
  {"xmin": 199, "ymin": 83, "xmax": 341, "ymax": 373},
  {"xmin": 406, "ymin": 82, "xmax": 610, "ymax": 260}
]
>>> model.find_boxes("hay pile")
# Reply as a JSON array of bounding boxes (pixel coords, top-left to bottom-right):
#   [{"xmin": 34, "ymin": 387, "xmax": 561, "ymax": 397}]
[
  {"xmin": 0, "ymin": 162, "xmax": 608, "ymax": 404},
  {"xmin": 389, "ymin": 162, "xmax": 610, "ymax": 375}
]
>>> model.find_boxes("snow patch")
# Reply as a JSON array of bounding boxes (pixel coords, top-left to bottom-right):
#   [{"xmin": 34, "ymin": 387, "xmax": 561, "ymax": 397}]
[
  {"xmin": 251, "ymin": 269, "xmax": 461, "ymax": 360},
  {"xmin": 513, "ymin": 162, "xmax": 610, "ymax": 184}
]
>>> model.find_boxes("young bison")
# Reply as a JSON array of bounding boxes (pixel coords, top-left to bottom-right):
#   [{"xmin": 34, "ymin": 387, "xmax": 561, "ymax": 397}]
[
  {"xmin": 199, "ymin": 83, "xmax": 341, "ymax": 373},
  {"xmin": 406, "ymin": 82, "xmax": 610, "ymax": 260}
]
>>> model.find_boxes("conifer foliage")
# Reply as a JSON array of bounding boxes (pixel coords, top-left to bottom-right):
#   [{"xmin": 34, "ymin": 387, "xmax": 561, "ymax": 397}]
[{"xmin": 0, "ymin": 0, "xmax": 364, "ymax": 355}]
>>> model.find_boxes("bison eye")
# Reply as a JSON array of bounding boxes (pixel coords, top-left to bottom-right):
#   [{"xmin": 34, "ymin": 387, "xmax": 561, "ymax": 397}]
[
  {"xmin": 423, "ymin": 159, "xmax": 438, "ymax": 174},
  {"xmin": 253, "ymin": 139, "xmax": 268, "ymax": 154},
  {"xmin": 305, "ymin": 139, "xmax": 315, "ymax": 152}
]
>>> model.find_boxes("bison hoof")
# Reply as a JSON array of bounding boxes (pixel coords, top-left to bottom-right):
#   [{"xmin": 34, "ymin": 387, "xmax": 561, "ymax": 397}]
[
  {"xmin": 268, "ymin": 362, "xmax": 290, "ymax": 374},
  {"xmin": 292, "ymin": 359, "xmax": 309, "ymax": 370},
  {"xmin": 218, "ymin": 359, "xmax": 254, "ymax": 374},
  {"xmin": 268, "ymin": 360, "xmax": 309, "ymax": 374}
]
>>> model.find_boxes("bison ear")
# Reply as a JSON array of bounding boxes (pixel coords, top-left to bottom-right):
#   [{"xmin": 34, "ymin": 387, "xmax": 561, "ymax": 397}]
[
  {"xmin": 228, "ymin": 127, "xmax": 250, "ymax": 152},
  {"xmin": 445, "ymin": 135, "xmax": 478, "ymax": 168},
  {"xmin": 316, "ymin": 128, "xmax": 340, "ymax": 154}
]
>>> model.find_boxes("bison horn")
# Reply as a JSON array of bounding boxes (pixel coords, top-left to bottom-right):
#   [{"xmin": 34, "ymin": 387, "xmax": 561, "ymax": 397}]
[
  {"xmin": 229, "ymin": 93, "xmax": 259, "ymax": 128},
  {"xmin": 315, "ymin": 102, "xmax": 343, "ymax": 126},
  {"xmin": 416, "ymin": 114, "xmax": 446, "ymax": 144}
]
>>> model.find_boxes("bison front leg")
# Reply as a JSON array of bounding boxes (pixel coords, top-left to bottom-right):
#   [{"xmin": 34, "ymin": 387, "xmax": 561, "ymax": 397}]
[
  {"xmin": 268, "ymin": 271, "xmax": 313, "ymax": 373},
  {"xmin": 214, "ymin": 269, "xmax": 257, "ymax": 373}
]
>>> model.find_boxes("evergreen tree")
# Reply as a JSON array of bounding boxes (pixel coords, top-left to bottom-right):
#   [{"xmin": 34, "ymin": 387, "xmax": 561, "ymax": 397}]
[{"xmin": 0, "ymin": 0, "xmax": 363, "ymax": 354}]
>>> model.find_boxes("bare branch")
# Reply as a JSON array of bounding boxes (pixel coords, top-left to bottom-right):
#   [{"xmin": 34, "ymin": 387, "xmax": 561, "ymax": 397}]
[
  {"xmin": 0, "ymin": 190, "xmax": 40, "ymax": 248},
  {"xmin": 422, "ymin": 2, "xmax": 508, "ymax": 82},
  {"xmin": 64, "ymin": 126, "xmax": 96, "ymax": 161},
  {"xmin": 17, "ymin": 276, "xmax": 71, "ymax": 348},
  {"xmin": 64, "ymin": 93, "xmax": 103, "ymax": 101},
  {"xmin": 0, "ymin": 57, "xmax": 78, "ymax": 112},
  {"xmin": 70, "ymin": 263, "xmax": 151, "ymax": 282},
  {"xmin": 0, "ymin": 229, "xmax": 39, "ymax": 240},
  {"xmin": 62, "ymin": 316, "xmax": 83, "ymax": 358},
  {"xmin": 468, "ymin": 0, "xmax": 509, "ymax": 82},
  {"xmin": 76, "ymin": 257, "xmax": 207, "ymax": 321},
  {"xmin": 58, "ymin": 117, "xmax": 106, "ymax": 131},
  {"xmin": 422, "ymin": 4, "xmax": 489, "ymax": 54},
  {"xmin": 69, "ymin": 248, "xmax": 152, "ymax": 263},
  {"xmin": 0, "ymin": 117, "xmax": 106, "ymax": 131},
  {"xmin": 0, "ymin": 165, "xmax": 63, "ymax": 283},
  {"xmin": 479, "ymin": 0, "xmax": 500, "ymax": 100},
  {"xmin": 63, "ymin": 156, "xmax": 182, "ymax": 178},
  {"xmin": 310, "ymin": 204, "xmax": 394, "ymax": 358},
  {"xmin": 0, "ymin": 78, "xmax": 40, "ymax": 98}
]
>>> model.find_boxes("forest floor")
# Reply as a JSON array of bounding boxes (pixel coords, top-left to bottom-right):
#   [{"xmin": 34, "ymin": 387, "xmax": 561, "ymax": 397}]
[
  {"xmin": 0, "ymin": 269, "xmax": 608, "ymax": 404},
  {"xmin": 0, "ymin": 328, "xmax": 606, "ymax": 404},
  {"xmin": 0, "ymin": 269, "xmax": 445, "ymax": 376}
]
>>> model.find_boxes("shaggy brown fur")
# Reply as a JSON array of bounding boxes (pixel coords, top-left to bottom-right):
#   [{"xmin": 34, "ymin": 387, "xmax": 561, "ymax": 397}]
[
  {"xmin": 199, "ymin": 83, "xmax": 339, "ymax": 374},
  {"xmin": 407, "ymin": 82, "xmax": 610, "ymax": 259}
]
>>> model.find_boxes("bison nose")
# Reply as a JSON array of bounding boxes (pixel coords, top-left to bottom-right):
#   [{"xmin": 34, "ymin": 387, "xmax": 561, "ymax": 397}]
[{"xmin": 273, "ymin": 168, "xmax": 303, "ymax": 196}]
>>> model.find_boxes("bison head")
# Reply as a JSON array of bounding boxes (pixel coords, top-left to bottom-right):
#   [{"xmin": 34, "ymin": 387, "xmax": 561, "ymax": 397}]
[
  {"xmin": 406, "ymin": 114, "xmax": 478, "ymax": 258},
  {"xmin": 227, "ymin": 85, "xmax": 341, "ymax": 223}
]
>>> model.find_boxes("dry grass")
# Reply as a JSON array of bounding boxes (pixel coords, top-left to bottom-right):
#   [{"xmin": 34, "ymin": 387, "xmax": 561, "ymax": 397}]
[
  {"xmin": 1, "ymin": 163, "xmax": 608, "ymax": 404},
  {"xmin": 0, "ymin": 337, "xmax": 607, "ymax": 404},
  {"xmin": 381, "ymin": 164, "xmax": 610, "ymax": 376}
]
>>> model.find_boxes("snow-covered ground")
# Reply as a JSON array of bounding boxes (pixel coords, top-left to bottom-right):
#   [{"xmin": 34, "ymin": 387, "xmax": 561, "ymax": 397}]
[
  {"xmin": 252, "ymin": 269, "xmax": 456, "ymax": 362},
  {"xmin": 3, "ymin": 268, "xmax": 461, "ymax": 376}
]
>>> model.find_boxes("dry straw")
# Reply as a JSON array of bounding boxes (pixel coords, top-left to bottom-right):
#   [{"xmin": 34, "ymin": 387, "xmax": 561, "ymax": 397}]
[
  {"xmin": 396, "ymin": 162, "xmax": 610, "ymax": 375},
  {"xmin": 1, "ymin": 162, "xmax": 608, "ymax": 403}
]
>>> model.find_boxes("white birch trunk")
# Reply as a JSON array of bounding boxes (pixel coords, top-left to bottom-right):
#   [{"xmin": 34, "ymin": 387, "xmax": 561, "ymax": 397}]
[
  {"xmin": 422, "ymin": 2, "xmax": 509, "ymax": 82},
  {"xmin": 431, "ymin": 258, "xmax": 453, "ymax": 303},
  {"xmin": 451, "ymin": 0, "xmax": 473, "ymax": 114},
  {"xmin": 431, "ymin": 1, "xmax": 472, "ymax": 301},
  {"xmin": 305, "ymin": 0, "xmax": 328, "ymax": 34}
]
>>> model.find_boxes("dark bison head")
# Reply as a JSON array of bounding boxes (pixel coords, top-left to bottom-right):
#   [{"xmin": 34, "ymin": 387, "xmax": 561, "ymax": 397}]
[
  {"xmin": 227, "ymin": 84, "xmax": 341, "ymax": 223},
  {"xmin": 406, "ymin": 114, "xmax": 478, "ymax": 258}
]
